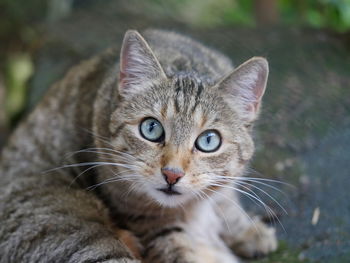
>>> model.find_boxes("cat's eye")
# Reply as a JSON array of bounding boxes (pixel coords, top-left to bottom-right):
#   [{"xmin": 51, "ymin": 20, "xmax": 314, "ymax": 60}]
[
  {"xmin": 195, "ymin": 130, "xmax": 221, "ymax": 153},
  {"xmin": 139, "ymin": 118, "xmax": 165, "ymax": 142}
]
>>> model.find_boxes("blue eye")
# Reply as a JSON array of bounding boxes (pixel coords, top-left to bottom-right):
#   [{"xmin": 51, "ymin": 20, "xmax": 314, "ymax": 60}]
[
  {"xmin": 195, "ymin": 130, "xmax": 221, "ymax": 152},
  {"xmin": 140, "ymin": 118, "xmax": 165, "ymax": 142}
]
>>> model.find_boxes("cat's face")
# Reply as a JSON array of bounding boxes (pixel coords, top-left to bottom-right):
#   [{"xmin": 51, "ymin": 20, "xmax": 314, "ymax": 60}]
[
  {"xmin": 109, "ymin": 76, "xmax": 254, "ymax": 207},
  {"xmin": 102, "ymin": 31, "xmax": 268, "ymax": 207}
]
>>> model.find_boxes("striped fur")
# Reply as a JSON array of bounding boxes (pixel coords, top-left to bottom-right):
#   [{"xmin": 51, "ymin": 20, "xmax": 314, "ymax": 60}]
[{"xmin": 0, "ymin": 30, "xmax": 276, "ymax": 263}]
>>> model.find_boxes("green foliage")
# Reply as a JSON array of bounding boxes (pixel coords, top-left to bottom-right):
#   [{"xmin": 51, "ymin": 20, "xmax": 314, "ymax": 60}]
[
  {"xmin": 222, "ymin": 0, "xmax": 255, "ymax": 26},
  {"xmin": 149, "ymin": 0, "xmax": 350, "ymax": 31},
  {"xmin": 5, "ymin": 54, "xmax": 33, "ymax": 121},
  {"xmin": 250, "ymin": 241, "xmax": 310, "ymax": 263},
  {"xmin": 279, "ymin": 0, "xmax": 350, "ymax": 32},
  {"xmin": 146, "ymin": 0, "xmax": 248, "ymax": 27},
  {"xmin": 222, "ymin": 0, "xmax": 350, "ymax": 31}
]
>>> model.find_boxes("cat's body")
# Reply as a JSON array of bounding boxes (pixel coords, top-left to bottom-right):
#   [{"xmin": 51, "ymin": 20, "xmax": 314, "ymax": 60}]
[{"xmin": 0, "ymin": 30, "xmax": 277, "ymax": 262}]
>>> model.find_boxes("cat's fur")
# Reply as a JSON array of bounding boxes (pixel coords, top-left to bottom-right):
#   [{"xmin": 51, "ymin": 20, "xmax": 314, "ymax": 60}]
[{"xmin": 0, "ymin": 29, "xmax": 277, "ymax": 263}]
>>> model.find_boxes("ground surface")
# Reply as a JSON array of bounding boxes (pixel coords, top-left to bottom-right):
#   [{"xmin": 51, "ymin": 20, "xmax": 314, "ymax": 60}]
[{"xmin": 4, "ymin": 1, "xmax": 350, "ymax": 262}]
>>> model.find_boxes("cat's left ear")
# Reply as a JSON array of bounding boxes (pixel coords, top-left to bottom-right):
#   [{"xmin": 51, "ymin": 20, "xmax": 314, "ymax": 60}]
[
  {"xmin": 119, "ymin": 30, "xmax": 166, "ymax": 98},
  {"xmin": 218, "ymin": 57, "xmax": 268, "ymax": 122}
]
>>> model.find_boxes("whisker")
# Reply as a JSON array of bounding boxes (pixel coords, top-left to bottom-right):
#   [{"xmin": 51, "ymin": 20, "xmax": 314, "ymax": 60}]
[
  {"xmin": 191, "ymin": 189, "xmax": 204, "ymax": 203},
  {"xmin": 80, "ymin": 128, "xmax": 115, "ymax": 148},
  {"xmin": 86, "ymin": 175, "xmax": 137, "ymax": 191},
  {"xmin": 195, "ymin": 189, "xmax": 232, "ymax": 235},
  {"xmin": 244, "ymin": 168, "xmax": 295, "ymax": 188},
  {"xmin": 197, "ymin": 170, "xmax": 288, "ymax": 230},
  {"xmin": 228, "ymin": 181, "xmax": 285, "ymax": 228},
  {"xmin": 232, "ymin": 180, "xmax": 288, "ymax": 215},
  {"xmin": 210, "ymin": 183, "xmax": 266, "ymax": 211},
  {"xmin": 215, "ymin": 175, "xmax": 293, "ymax": 187},
  {"xmin": 238, "ymin": 179, "xmax": 289, "ymax": 197},
  {"xmin": 68, "ymin": 163, "xmax": 106, "ymax": 187},
  {"xmin": 66, "ymin": 147, "xmax": 137, "ymax": 161},
  {"xmin": 66, "ymin": 151, "xmax": 130, "ymax": 162},
  {"xmin": 213, "ymin": 181, "xmax": 263, "ymax": 208},
  {"xmin": 205, "ymin": 188, "xmax": 258, "ymax": 233},
  {"xmin": 212, "ymin": 176, "xmax": 293, "ymax": 211},
  {"xmin": 209, "ymin": 182, "xmax": 285, "ymax": 232},
  {"xmin": 43, "ymin": 161, "xmax": 138, "ymax": 174},
  {"xmin": 122, "ymin": 180, "xmax": 140, "ymax": 200}
]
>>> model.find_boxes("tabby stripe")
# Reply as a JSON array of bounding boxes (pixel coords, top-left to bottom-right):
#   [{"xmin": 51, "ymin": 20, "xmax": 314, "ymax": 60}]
[
  {"xmin": 192, "ymin": 82, "xmax": 203, "ymax": 112},
  {"xmin": 141, "ymin": 244, "xmax": 155, "ymax": 259},
  {"xmin": 142, "ymin": 226, "xmax": 183, "ymax": 258},
  {"xmin": 111, "ymin": 123, "xmax": 125, "ymax": 137},
  {"xmin": 174, "ymin": 86, "xmax": 181, "ymax": 113},
  {"xmin": 160, "ymin": 104, "xmax": 167, "ymax": 119},
  {"xmin": 235, "ymin": 142, "xmax": 245, "ymax": 164},
  {"xmin": 146, "ymin": 246, "xmax": 190, "ymax": 263},
  {"xmin": 125, "ymin": 214, "xmax": 159, "ymax": 225},
  {"xmin": 143, "ymin": 226, "xmax": 183, "ymax": 244}
]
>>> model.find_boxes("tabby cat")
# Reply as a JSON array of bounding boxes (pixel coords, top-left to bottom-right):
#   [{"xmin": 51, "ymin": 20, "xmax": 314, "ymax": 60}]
[{"xmin": 0, "ymin": 30, "xmax": 277, "ymax": 262}]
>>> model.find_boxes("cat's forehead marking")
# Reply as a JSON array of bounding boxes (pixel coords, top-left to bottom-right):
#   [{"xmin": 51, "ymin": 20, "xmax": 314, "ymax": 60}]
[
  {"xmin": 171, "ymin": 73, "xmax": 206, "ymax": 115},
  {"xmin": 160, "ymin": 103, "xmax": 167, "ymax": 119},
  {"xmin": 156, "ymin": 74, "xmax": 207, "ymax": 147}
]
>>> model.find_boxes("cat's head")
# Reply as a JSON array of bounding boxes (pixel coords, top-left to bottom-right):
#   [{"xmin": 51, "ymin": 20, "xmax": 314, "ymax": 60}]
[{"xmin": 104, "ymin": 30, "xmax": 268, "ymax": 207}]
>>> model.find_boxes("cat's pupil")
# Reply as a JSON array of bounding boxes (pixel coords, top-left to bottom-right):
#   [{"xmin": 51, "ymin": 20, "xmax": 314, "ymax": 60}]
[
  {"xmin": 149, "ymin": 122, "xmax": 156, "ymax": 132},
  {"xmin": 206, "ymin": 135, "xmax": 211, "ymax": 144}
]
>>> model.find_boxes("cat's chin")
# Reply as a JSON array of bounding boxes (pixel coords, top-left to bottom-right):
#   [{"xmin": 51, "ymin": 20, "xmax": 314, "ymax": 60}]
[{"xmin": 147, "ymin": 187, "xmax": 193, "ymax": 208}]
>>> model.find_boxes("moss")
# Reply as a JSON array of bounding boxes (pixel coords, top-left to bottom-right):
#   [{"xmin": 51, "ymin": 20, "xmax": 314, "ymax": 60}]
[{"xmin": 249, "ymin": 241, "xmax": 311, "ymax": 263}]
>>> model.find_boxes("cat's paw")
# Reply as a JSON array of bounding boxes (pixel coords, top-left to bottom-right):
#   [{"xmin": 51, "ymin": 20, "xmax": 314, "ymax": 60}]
[{"xmin": 232, "ymin": 219, "xmax": 277, "ymax": 258}]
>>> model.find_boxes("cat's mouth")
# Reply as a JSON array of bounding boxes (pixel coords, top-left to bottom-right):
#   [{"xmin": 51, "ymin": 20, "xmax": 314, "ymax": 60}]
[{"xmin": 157, "ymin": 187, "xmax": 181, "ymax": 196}]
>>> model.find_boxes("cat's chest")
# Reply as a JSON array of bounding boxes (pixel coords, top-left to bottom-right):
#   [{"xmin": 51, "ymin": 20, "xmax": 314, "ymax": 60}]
[{"xmin": 185, "ymin": 201, "xmax": 223, "ymax": 243}]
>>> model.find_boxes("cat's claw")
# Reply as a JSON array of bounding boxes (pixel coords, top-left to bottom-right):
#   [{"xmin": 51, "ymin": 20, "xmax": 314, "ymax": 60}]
[{"xmin": 232, "ymin": 219, "xmax": 278, "ymax": 258}]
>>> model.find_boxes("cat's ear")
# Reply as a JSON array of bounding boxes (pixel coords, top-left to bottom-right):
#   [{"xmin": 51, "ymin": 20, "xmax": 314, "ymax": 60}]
[
  {"xmin": 218, "ymin": 57, "xmax": 268, "ymax": 122},
  {"xmin": 119, "ymin": 30, "xmax": 166, "ymax": 98}
]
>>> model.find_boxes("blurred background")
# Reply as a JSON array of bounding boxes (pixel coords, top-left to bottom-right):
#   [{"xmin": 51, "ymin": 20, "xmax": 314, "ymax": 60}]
[{"xmin": 0, "ymin": 0, "xmax": 350, "ymax": 262}]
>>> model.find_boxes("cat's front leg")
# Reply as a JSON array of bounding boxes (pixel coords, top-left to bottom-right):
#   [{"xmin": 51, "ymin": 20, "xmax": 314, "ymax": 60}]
[
  {"xmin": 217, "ymin": 189, "xmax": 278, "ymax": 258},
  {"xmin": 141, "ymin": 226, "xmax": 200, "ymax": 263},
  {"xmin": 141, "ymin": 226, "xmax": 239, "ymax": 263},
  {"xmin": 140, "ymin": 202, "xmax": 240, "ymax": 263}
]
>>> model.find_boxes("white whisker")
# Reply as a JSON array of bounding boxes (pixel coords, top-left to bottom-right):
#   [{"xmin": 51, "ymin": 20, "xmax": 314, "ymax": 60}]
[
  {"xmin": 228, "ymin": 181, "xmax": 284, "ymax": 229},
  {"xmin": 208, "ymin": 182, "xmax": 285, "ymax": 232},
  {"xmin": 43, "ymin": 161, "xmax": 138, "ymax": 174},
  {"xmin": 122, "ymin": 180, "xmax": 140, "ymax": 200},
  {"xmin": 232, "ymin": 180, "xmax": 287, "ymax": 215},
  {"xmin": 80, "ymin": 128, "xmax": 115, "ymax": 148},
  {"xmin": 214, "ymin": 175, "xmax": 293, "ymax": 187},
  {"xmin": 196, "ymin": 189, "xmax": 232, "ymax": 235},
  {"xmin": 66, "ymin": 147, "xmax": 137, "ymax": 161},
  {"xmin": 205, "ymin": 188, "xmax": 258, "ymax": 233},
  {"xmin": 86, "ymin": 175, "xmax": 137, "ymax": 191}
]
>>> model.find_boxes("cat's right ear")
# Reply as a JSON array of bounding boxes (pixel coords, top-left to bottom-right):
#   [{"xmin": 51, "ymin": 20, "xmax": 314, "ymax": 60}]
[{"xmin": 119, "ymin": 30, "xmax": 166, "ymax": 98}]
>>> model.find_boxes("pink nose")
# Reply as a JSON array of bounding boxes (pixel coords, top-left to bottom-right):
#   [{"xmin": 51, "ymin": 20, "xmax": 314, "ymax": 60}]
[{"xmin": 161, "ymin": 168, "xmax": 185, "ymax": 185}]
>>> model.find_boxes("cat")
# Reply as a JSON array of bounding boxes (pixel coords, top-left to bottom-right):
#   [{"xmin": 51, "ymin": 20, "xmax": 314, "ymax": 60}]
[{"xmin": 0, "ymin": 29, "xmax": 277, "ymax": 263}]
